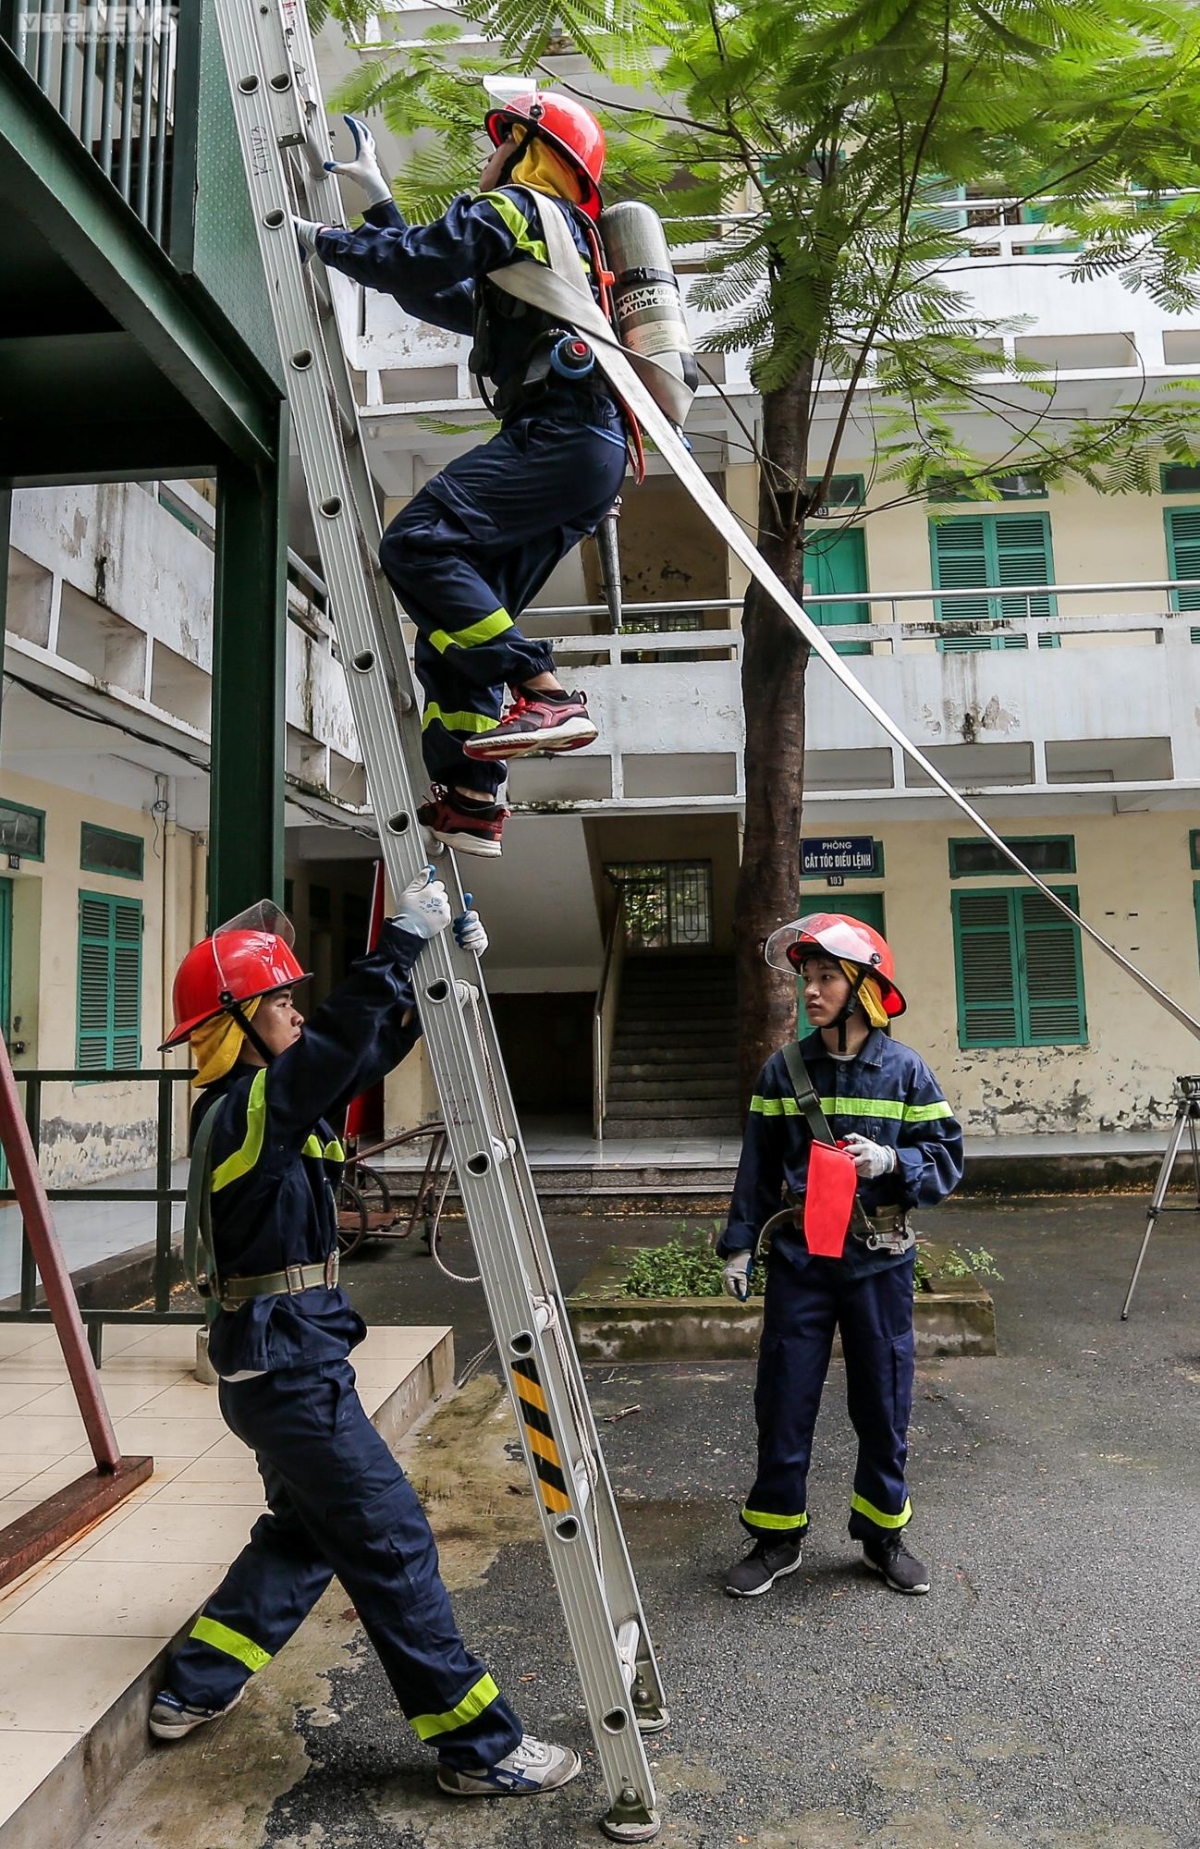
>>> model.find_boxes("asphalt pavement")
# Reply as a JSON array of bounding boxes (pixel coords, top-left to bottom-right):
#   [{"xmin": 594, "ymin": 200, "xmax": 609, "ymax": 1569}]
[{"xmin": 87, "ymin": 1193, "xmax": 1200, "ymax": 1848}]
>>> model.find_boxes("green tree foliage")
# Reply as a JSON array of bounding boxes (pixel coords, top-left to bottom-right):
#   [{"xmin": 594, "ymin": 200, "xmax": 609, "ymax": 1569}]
[{"xmin": 320, "ymin": 0, "xmax": 1200, "ymax": 1086}]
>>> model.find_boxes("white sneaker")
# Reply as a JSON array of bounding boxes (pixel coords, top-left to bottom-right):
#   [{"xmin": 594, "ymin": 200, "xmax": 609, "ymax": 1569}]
[
  {"xmin": 437, "ymin": 1732, "xmax": 582, "ymax": 1796},
  {"xmin": 149, "ymin": 1685, "xmax": 244, "ymax": 1741}
]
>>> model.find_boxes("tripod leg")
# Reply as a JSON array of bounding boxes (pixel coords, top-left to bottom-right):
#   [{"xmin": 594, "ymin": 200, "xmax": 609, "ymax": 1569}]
[{"xmin": 1121, "ymin": 1106, "xmax": 1191, "ymax": 1319}]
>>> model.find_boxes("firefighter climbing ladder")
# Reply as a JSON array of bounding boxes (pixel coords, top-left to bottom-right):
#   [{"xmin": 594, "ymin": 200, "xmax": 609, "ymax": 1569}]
[{"xmin": 212, "ymin": 3, "xmax": 667, "ymax": 1841}]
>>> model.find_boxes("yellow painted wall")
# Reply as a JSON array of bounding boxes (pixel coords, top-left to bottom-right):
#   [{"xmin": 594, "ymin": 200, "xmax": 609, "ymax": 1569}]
[
  {"xmin": 724, "ymin": 460, "xmax": 1191, "ymax": 627},
  {"xmin": 0, "ymin": 766, "xmax": 203, "ymax": 1182},
  {"xmin": 801, "ymin": 810, "xmax": 1200, "ymax": 1133}
]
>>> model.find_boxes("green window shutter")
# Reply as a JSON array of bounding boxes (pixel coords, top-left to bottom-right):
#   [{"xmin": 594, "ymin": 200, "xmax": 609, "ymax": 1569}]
[
  {"xmin": 1017, "ymin": 887, "xmax": 1086, "ymax": 1044},
  {"xmin": 932, "ymin": 514, "xmax": 1054, "ymax": 648},
  {"xmin": 77, "ymin": 892, "xmax": 143, "ymax": 1072},
  {"xmin": 931, "ymin": 516, "xmax": 991, "ymax": 628},
  {"xmin": 1165, "ymin": 507, "xmax": 1200, "ymax": 612},
  {"xmin": 953, "ymin": 891, "xmax": 1021, "ymax": 1046},
  {"xmin": 111, "ymin": 899, "xmax": 143, "ymax": 1069},
  {"xmin": 994, "ymin": 512, "xmax": 1055, "ymax": 623}
]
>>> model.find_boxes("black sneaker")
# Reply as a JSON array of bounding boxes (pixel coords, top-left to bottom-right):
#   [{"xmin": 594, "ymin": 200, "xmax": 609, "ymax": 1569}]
[
  {"xmin": 724, "ymin": 1535, "xmax": 803, "ymax": 1598},
  {"xmin": 862, "ymin": 1534, "xmax": 931, "ymax": 1595}
]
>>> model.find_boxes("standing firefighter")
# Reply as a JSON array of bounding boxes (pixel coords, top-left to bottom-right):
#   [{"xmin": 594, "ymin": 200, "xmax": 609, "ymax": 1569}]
[
  {"xmin": 294, "ymin": 91, "xmax": 626, "ymax": 859},
  {"xmin": 150, "ymin": 876, "xmax": 580, "ymax": 1801},
  {"xmin": 718, "ymin": 915, "xmax": 963, "ymax": 1599}
]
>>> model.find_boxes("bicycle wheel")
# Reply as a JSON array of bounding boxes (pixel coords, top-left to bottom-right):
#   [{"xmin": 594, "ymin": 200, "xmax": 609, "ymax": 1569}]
[
  {"xmin": 336, "ymin": 1182, "xmax": 369, "ymax": 1260},
  {"xmin": 351, "ymin": 1161, "xmax": 392, "ymax": 1217}
]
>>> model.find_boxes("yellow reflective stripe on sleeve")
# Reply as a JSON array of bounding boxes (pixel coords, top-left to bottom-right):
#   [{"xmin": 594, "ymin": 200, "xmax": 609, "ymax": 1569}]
[
  {"xmin": 211, "ymin": 1068, "xmax": 267, "ymax": 1193},
  {"xmin": 301, "ymin": 1134, "xmax": 322, "ymax": 1158},
  {"xmin": 476, "ymin": 190, "xmax": 549, "ymax": 262},
  {"xmin": 749, "ymin": 1095, "xmax": 801, "ymax": 1117},
  {"xmin": 819, "ymin": 1097, "xmax": 953, "ymax": 1123},
  {"xmin": 850, "ymin": 1493, "xmax": 912, "ymax": 1530},
  {"xmin": 427, "ymin": 609, "xmax": 514, "ymax": 655},
  {"xmin": 422, "ymin": 704, "xmax": 501, "ymax": 735},
  {"xmin": 410, "ymin": 1671, "xmax": 501, "ymax": 1741},
  {"xmin": 741, "ymin": 1506, "xmax": 808, "ymax": 1531},
  {"xmin": 323, "ymin": 1138, "xmax": 345, "ymax": 1162},
  {"xmin": 190, "ymin": 1615, "xmax": 272, "ymax": 1673}
]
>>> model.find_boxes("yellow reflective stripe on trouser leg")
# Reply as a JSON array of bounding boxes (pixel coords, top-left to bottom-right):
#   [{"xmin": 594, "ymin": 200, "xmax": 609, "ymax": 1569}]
[
  {"xmin": 421, "ymin": 704, "xmax": 501, "ymax": 736},
  {"xmin": 741, "ymin": 1506, "xmax": 808, "ymax": 1532},
  {"xmin": 427, "ymin": 609, "xmax": 514, "ymax": 655},
  {"xmin": 851, "ymin": 1493, "xmax": 912, "ymax": 1530},
  {"xmin": 410, "ymin": 1671, "xmax": 502, "ymax": 1740},
  {"xmin": 189, "ymin": 1615, "xmax": 273, "ymax": 1674}
]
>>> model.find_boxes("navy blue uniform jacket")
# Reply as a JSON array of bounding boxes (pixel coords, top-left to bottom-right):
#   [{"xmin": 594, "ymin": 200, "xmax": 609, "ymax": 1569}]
[
  {"xmin": 315, "ymin": 188, "xmax": 607, "ymax": 403},
  {"xmin": 193, "ymin": 921, "xmax": 425, "ymax": 1376},
  {"xmin": 718, "ymin": 1030, "xmax": 964, "ymax": 1277}
]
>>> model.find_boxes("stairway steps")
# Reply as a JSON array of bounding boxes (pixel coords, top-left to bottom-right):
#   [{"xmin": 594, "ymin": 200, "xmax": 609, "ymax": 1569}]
[
  {"xmin": 604, "ymin": 953, "xmax": 739, "ymax": 1138},
  {"xmin": 608, "ymin": 1077, "xmax": 740, "ymax": 1104},
  {"xmin": 613, "ymin": 1057, "xmax": 735, "ymax": 1079},
  {"xmin": 617, "ymin": 1020, "xmax": 739, "ymax": 1035},
  {"xmin": 610, "ymin": 1113, "xmax": 742, "ymax": 1138},
  {"xmin": 606, "ymin": 1096, "xmax": 739, "ymax": 1121}
]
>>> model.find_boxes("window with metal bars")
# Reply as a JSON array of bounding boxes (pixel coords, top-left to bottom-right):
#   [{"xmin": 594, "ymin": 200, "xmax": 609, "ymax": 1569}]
[
  {"xmin": 929, "ymin": 512, "xmax": 1057, "ymax": 648},
  {"xmin": 77, "ymin": 891, "xmax": 143, "ymax": 1072},
  {"xmin": 605, "ymin": 861, "xmax": 714, "ymax": 951},
  {"xmin": 951, "ymin": 886, "xmax": 1086, "ymax": 1047}
]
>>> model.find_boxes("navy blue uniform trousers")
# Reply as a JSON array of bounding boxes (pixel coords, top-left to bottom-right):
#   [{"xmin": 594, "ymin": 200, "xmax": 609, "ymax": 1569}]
[
  {"xmin": 743, "ymin": 1238, "xmax": 916, "ymax": 1546},
  {"xmin": 380, "ymin": 398, "xmax": 627, "ymax": 798},
  {"xmin": 168, "ymin": 1360, "xmax": 521, "ymax": 1769}
]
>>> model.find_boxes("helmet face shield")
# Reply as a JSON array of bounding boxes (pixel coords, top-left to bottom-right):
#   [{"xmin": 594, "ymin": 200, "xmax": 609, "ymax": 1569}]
[{"xmin": 213, "ymin": 900, "xmax": 295, "ymax": 948}]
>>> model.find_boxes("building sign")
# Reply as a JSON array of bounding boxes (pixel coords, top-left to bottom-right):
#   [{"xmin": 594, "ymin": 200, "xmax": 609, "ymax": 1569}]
[{"xmin": 801, "ymin": 837, "xmax": 877, "ymax": 886}]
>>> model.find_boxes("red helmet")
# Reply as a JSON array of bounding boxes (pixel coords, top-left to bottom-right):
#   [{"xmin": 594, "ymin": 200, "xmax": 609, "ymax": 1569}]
[
  {"xmin": 765, "ymin": 913, "xmax": 906, "ymax": 1018},
  {"xmin": 484, "ymin": 89, "xmax": 605, "ymax": 220},
  {"xmin": 162, "ymin": 903, "xmax": 309, "ymax": 1047}
]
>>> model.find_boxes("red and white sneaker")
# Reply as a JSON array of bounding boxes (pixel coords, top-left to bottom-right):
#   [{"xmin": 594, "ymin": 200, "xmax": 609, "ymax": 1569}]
[
  {"xmin": 462, "ymin": 690, "xmax": 597, "ymax": 762},
  {"xmin": 417, "ymin": 787, "xmax": 508, "ymax": 858}
]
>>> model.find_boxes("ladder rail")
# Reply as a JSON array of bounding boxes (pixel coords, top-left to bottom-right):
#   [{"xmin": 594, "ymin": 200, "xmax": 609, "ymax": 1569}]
[{"xmin": 212, "ymin": 2, "xmax": 666, "ymax": 1837}]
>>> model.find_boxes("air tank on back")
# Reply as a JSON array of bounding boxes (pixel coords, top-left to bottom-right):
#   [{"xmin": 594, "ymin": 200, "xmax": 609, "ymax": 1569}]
[{"xmin": 598, "ymin": 200, "xmax": 699, "ymax": 427}]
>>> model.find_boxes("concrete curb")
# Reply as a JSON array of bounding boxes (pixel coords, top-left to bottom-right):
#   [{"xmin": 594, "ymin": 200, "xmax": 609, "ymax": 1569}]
[{"xmin": 566, "ymin": 1243, "xmax": 997, "ymax": 1361}]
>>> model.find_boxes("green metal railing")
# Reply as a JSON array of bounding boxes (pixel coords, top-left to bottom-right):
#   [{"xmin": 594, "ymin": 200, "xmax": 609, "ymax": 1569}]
[
  {"xmin": 2, "ymin": 1, "xmax": 180, "ymax": 243},
  {"xmin": 0, "ymin": 1066, "xmax": 201, "ymax": 1359}
]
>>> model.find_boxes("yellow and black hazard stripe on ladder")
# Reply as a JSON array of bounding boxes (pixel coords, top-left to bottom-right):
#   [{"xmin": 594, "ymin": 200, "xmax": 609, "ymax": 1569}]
[{"xmin": 511, "ymin": 1357, "xmax": 572, "ymax": 1514}]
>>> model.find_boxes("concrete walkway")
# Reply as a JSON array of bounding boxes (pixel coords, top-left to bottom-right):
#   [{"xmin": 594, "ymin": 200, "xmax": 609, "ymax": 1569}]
[{"xmin": 80, "ymin": 1193, "xmax": 1200, "ymax": 1848}]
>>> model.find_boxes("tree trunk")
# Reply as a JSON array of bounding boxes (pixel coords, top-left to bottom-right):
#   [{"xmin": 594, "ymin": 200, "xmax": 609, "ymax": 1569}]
[{"xmin": 733, "ymin": 367, "xmax": 812, "ymax": 1109}]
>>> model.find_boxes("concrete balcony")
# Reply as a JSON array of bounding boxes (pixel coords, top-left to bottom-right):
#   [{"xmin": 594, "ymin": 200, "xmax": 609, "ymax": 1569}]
[
  {"xmin": 329, "ymin": 198, "xmax": 1200, "ymax": 488},
  {"xmin": 5, "ymin": 482, "xmax": 365, "ymax": 827},
  {"xmin": 501, "ymin": 579, "xmax": 1200, "ymax": 820}
]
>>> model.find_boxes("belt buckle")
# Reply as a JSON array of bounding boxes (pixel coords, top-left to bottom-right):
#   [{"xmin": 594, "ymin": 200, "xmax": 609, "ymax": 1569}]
[
  {"xmin": 284, "ymin": 1263, "xmax": 305, "ymax": 1295},
  {"xmin": 324, "ymin": 1251, "xmax": 338, "ymax": 1289}
]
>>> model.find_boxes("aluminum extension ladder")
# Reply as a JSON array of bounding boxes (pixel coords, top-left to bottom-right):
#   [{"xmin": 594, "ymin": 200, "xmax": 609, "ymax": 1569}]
[{"xmin": 211, "ymin": 2, "xmax": 668, "ymax": 1839}]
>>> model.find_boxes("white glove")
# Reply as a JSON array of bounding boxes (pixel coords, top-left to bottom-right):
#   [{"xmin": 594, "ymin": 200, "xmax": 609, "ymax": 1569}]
[
  {"xmin": 393, "ymin": 867, "xmax": 452, "ymax": 940},
  {"xmin": 843, "ymin": 1134, "xmax": 897, "ymax": 1180},
  {"xmin": 722, "ymin": 1252, "xmax": 752, "ymax": 1301},
  {"xmin": 324, "ymin": 114, "xmax": 392, "ymax": 207},
  {"xmin": 292, "ymin": 215, "xmax": 329, "ymax": 264},
  {"xmin": 453, "ymin": 896, "xmax": 488, "ymax": 957}
]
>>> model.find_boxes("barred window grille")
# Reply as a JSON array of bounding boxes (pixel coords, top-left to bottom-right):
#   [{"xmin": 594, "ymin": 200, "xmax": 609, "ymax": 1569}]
[{"xmin": 605, "ymin": 861, "xmax": 714, "ymax": 951}]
